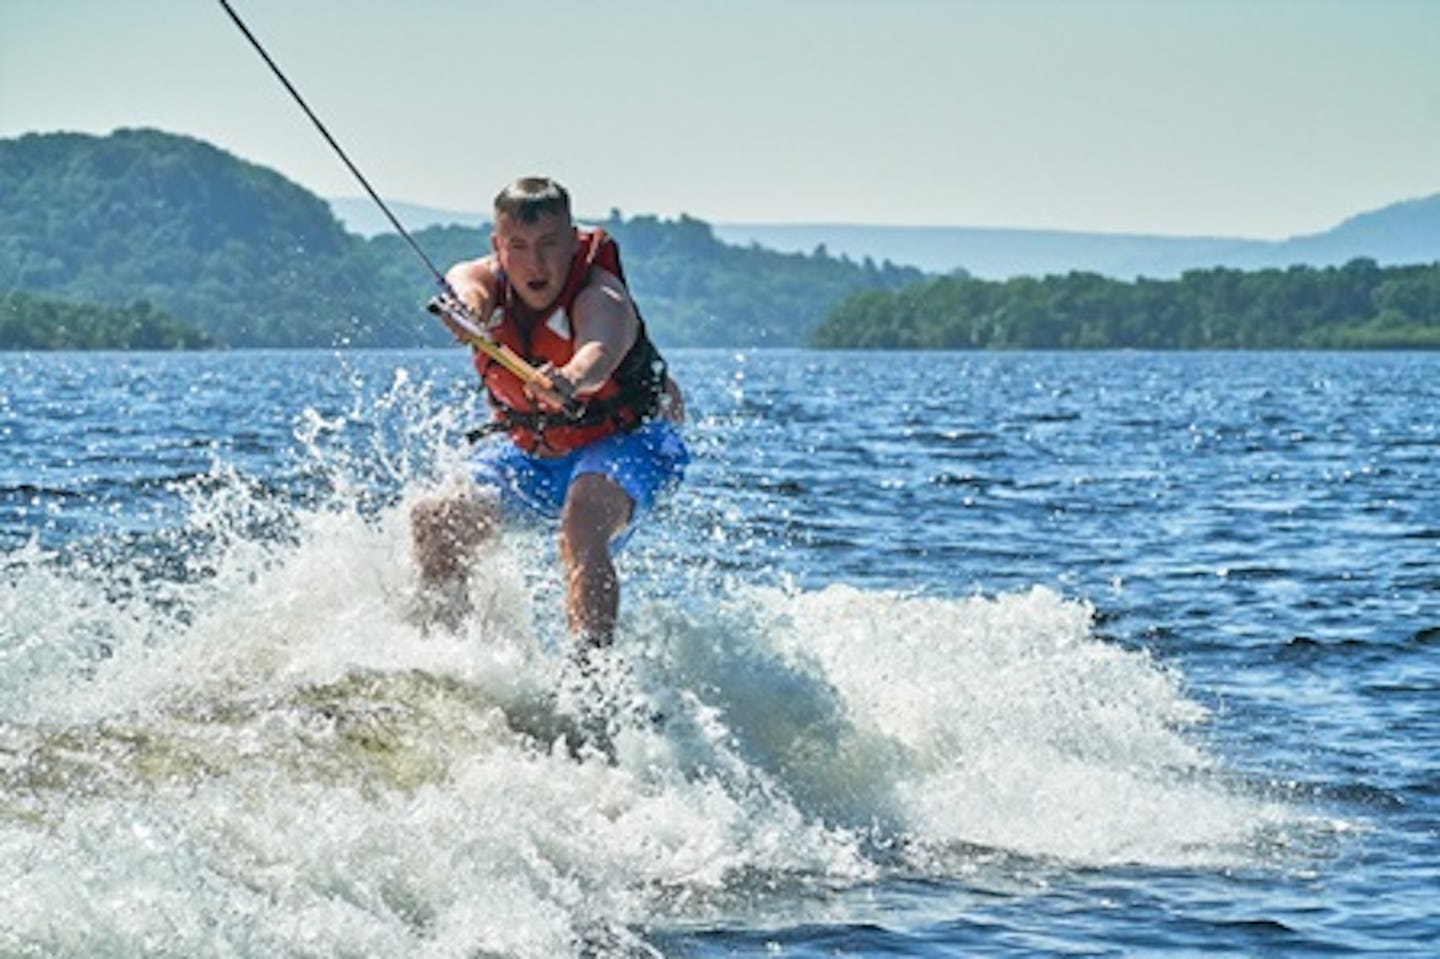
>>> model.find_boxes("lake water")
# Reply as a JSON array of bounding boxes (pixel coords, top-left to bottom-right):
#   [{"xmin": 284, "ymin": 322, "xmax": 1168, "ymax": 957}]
[{"xmin": 1, "ymin": 348, "xmax": 1437, "ymax": 957}]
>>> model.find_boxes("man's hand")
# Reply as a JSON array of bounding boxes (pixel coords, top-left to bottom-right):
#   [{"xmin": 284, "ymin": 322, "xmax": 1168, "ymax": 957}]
[
  {"xmin": 426, "ymin": 293, "xmax": 484, "ymax": 344},
  {"xmin": 525, "ymin": 362, "xmax": 579, "ymax": 414}
]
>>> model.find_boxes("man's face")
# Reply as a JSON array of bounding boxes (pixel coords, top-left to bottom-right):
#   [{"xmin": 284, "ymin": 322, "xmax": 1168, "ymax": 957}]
[{"xmin": 491, "ymin": 211, "xmax": 576, "ymax": 311}]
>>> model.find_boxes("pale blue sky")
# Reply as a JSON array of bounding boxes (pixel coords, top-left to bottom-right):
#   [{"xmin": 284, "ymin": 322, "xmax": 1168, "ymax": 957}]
[{"xmin": 2, "ymin": 0, "xmax": 1437, "ymax": 238}]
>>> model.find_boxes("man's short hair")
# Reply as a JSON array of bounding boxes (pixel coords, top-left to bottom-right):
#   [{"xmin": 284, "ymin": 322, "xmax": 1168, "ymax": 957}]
[{"xmin": 493, "ymin": 177, "xmax": 571, "ymax": 224}]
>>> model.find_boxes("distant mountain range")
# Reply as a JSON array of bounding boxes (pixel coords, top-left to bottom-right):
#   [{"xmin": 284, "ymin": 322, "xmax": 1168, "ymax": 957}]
[{"xmin": 330, "ymin": 193, "xmax": 1440, "ymax": 280}]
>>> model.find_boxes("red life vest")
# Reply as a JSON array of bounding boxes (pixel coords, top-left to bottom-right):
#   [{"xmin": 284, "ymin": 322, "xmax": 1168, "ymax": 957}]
[{"xmin": 473, "ymin": 227, "xmax": 667, "ymax": 454}]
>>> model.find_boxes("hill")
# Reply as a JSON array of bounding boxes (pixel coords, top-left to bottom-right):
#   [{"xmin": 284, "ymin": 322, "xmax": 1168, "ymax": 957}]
[
  {"xmin": 1250, "ymin": 195, "xmax": 1440, "ymax": 270},
  {"xmin": 716, "ymin": 195, "xmax": 1440, "ymax": 279},
  {"xmin": 711, "ymin": 223, "xmax": 1249, "ymax": 279},
  {"xmin": 328, "ymin": 197, "xmax": 482, "ymax": 238},
  {"xmin": 0, "ymin": 129, "xmax": 417, "ymax": 347},
  {"xmin": 365, "ymin": 215, "xmax": 926, "ymax": 348},
  {"xmin": 334, "ymin": 193, "xmax": 1440, "ymax": 282},
  {"xmin": 10, "ymin": 129, "xmax": 1432, "ymax": 351},
  {"xmin": 1, "ymin": 130, "xmax": 922, "ymax": 348}
]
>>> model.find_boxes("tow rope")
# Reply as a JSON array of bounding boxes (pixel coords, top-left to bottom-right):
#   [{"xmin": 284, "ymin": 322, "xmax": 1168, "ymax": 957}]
[{"xmin": 215, "ymin": 0, "xmax": 580, "ymax": 418}]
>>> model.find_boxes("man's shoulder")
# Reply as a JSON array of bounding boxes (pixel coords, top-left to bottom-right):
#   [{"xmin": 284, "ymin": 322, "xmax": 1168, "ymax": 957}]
[
  {"xmin": 576, "ymin": 267, "xmax": 631, "ymax": 309},
  {"xmin": 448, "ymin": 253, "xmax": 497, "ymax": 272},
  {"xmin": 447, "ymin": 254, "xmax": 500, "ymax": 288},
  {"xmin": 569, "ymin": 267, "xmax": 638, "ymax": 338}
]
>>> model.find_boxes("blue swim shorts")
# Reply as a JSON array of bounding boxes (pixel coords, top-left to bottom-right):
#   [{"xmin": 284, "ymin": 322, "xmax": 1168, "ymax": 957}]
[{"xmin": 470, "ymin": 420, "xmax": 689, "ymax": 542}]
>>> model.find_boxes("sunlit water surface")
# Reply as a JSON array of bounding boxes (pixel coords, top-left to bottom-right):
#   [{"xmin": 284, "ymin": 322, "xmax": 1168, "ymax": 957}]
[{"xmin": 1, "ymin": 348, "xmax": 1436, "ymax": 957}]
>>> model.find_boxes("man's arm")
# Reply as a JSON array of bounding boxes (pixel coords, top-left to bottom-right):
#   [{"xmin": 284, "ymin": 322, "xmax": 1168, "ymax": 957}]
[
  {"xmin": 433, "ymin": 256, "xmax": 499, "ymax": 341},
  {"xmin": 550, "ymin": 268, "xmax": 639, "ymax": 398}
]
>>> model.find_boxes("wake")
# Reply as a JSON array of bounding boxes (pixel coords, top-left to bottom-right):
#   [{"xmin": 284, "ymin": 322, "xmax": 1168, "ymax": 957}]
[{"xmin": 0, "ymin": 377, "xmax": 1312, "ymax": 958}]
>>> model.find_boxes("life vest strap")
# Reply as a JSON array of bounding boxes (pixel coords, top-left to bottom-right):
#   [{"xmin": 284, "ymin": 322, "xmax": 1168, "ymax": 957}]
[{"xmin": 469, "ymin": 387, "xmax": 659, "ymax": 449}]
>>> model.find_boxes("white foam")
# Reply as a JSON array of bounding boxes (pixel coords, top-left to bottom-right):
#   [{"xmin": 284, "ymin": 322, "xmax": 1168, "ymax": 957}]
[{"xmin": 0, "ymin": 382, "xmax": 1304, "ymax": 956}]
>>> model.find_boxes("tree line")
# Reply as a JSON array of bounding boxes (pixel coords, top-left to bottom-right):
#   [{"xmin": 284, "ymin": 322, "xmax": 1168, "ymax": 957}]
[
  {"xmin": 810, "ymin": 259, "xmax": 1440, "ymax": 349},
  {"xmin": 1, "ymin": 129, "xmax": 923, "ymax": 350},
  {"xmin": 1, "ymin": 291, "xmax": 212, "ymax": 349}
]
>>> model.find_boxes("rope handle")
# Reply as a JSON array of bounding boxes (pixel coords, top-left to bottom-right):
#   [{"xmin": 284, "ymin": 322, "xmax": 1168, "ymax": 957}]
[{"xmin": 426, "ymin": 296, "xmax": 583, "ymax": 418}]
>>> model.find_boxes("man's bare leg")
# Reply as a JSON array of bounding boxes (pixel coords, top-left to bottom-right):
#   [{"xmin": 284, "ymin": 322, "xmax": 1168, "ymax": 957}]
[
  {"xmin": 410, "ymin": 491, "xmax": 495, "ymax": 624},
  {"xmin": 558, "ymin": 474, "xmax": 634, "ymax": 648}
]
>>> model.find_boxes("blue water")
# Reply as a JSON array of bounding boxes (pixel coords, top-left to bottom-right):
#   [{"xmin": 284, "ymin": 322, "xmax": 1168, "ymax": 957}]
[{"xmin": 1, "ymin": 348, "xmax": 1436, "ymax": 956}]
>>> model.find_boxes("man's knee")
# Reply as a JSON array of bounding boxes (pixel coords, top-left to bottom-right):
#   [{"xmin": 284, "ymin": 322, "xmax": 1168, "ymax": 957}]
[
  {"xmin": 559, "ymin": 474, "xmax": 632, "ymax": 564},
  {"xmin": 411, "ymin": 493, "xmax": 494, "ymax": 580}
]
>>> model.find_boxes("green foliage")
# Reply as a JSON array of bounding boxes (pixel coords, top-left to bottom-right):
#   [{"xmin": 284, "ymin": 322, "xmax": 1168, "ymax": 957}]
[
  {"xmin": 0, "ymin": 291, "xmax": 212, "ymax": 349},
  {"xmin": 1, "ymin": 129, "xmax": 432, "ymax": 347},
  {"xmin": 16, "ymin": 129, "xmax": 1431, "ymax": 353},
  {"xmin": 1, "ymin": 129, "xmax": 924, "ymax": 349},
  {"xmin": 363, "ymin": 213, "xmax": 928, "ymax": 347},
  {"xmin": 812, "ymin": 259, "xmax": 1440, "ymax": 350},
  {"xmin": 597, "ymin": 211, "xmax": 925, "ymax": 346}
]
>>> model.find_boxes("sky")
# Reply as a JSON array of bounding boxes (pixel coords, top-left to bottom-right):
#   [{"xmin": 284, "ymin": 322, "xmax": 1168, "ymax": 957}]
[{"xmin": 2, "ymin": 0, "xmax": 1438, "ymax": 240}]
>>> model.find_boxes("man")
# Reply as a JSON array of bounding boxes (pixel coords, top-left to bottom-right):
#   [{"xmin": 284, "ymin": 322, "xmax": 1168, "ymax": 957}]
[{"xmin": 411, "ymin": 177, "xmax": 687, "ymax": 649}]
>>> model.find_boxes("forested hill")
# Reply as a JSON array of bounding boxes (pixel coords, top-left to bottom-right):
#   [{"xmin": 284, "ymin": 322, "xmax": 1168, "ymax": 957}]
[
  {"xmin": 811, "ymin": 260, "xmax": 1440, "ymax": 350},
  {"xmin": 0, "ymin": 129, "xmax": 923, "ymax": 349},
  {"xmin": 0, "ymin": 129, "xmax": 397, "ymax": 347}
]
